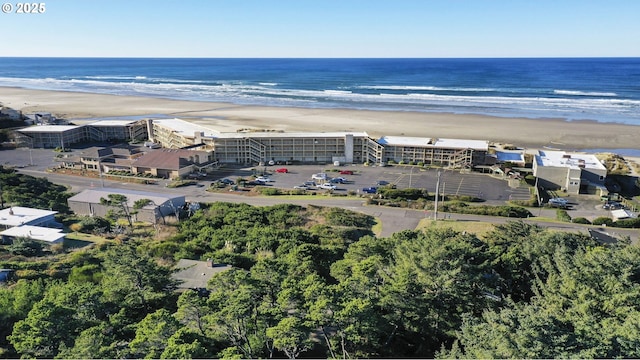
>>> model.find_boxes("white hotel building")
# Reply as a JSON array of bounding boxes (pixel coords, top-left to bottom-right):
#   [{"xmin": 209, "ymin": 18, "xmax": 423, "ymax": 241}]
[{"xmin": 147, "ymin": 118, "xmax": 490, "ymax": 167}]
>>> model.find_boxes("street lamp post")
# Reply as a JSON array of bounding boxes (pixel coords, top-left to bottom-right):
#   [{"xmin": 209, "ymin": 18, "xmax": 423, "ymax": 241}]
[
  {"xmin": 434, "ymin": 170, "xmax": 441, "ymax": 220},
  {"xmin": 409, "ymin": 166, "xmax": 415, "ymax": 188}
]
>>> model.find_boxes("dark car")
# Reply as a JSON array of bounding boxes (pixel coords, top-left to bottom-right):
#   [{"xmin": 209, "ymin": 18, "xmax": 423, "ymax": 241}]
[
  {"xmin": 220, "ymin": 178, "xmax": 235, "ymax": 185},
  {"xmin": 362, "ymin": 187, "xmax": 378, "ymax": 194},
  {"xmin": 603, "ymin": 201, "xmax": 624, "ymax": 210},
  {"xmin": 330, "ymin": 177, "xmax": 347, "ymax": 184}
]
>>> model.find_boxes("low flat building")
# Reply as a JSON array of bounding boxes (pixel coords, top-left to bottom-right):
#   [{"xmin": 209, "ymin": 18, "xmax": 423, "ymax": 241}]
[
  {"xmin": 533, "ymin": 150, "xmax": 607, "ymax": 194},
  {"xmin": 377, "ymin": 136, "xmax": 490, "ymax": 167},
  {"xmin": 15, "ymin": 125, "xmax": 86, "ymax": 149},
  {"xmin": 0, "ymin": 206, "xmax": 59, "ymax": 229},
  {"xmin": 67, "ymin": 188, "xmax": 186, "ymax": 224},
  {"xmin": 15, "ymin": 120, "xmax": 148, "ymax": 148},
  {"xmin": 85, "ymin": 120, "xmax": 148, "ymax": 142},
  {"xmin": 0, "ymin": 225, "xmax": 65, "ymax": 244}
]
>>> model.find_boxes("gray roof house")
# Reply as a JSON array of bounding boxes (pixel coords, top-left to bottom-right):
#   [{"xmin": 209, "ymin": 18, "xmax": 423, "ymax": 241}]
[
  {"xmin": 67, "ymin": 188, "xmax": 186, "ymax": 224},
  {"xmin": 173, "ymin": 259, "xmax": 232, "ymax": 292}
]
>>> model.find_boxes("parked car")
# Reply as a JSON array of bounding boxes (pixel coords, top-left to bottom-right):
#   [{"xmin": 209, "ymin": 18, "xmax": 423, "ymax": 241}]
[
  {"xmin": 339, "ymin": 170, "xmax": 354, "ymax": 175},
  {"xmin": 246, "ymin": 180, "xmax": 265, "ymax": 186},
  {"xmin": 362, "ymin": 187, "xmax": 378, "ymax": 194},
  {"xmin": 275, "ymin": 168, "xmax": 289, "ymax": 173},
  {"xmin": 603, "ymin": 201, "xmax": 624, "ymax": 210},
  {"xmin": 330, "ymin": 177, "xmax": 347, "ymax": 184},
  {"xmin": 293, "ymin": 185, "xmax": 309, "ymax": 190},
  {"xmin": 255, "ymin": 176, "xmax": 274, "ymax": 182},
  {"xmin": 304, "ymin": 181, "xmax": 317, "ymax": 187},
  {"xmin": 548, "ymin": 198, "xmax": 569, "ymax": 208},
  {"xmin": 220, "ymin": 178, "xmax": 235, "ymax": 185},
  {"xmin": 376, "ymin": 180, "xmax": 390, "ymax": 186},
  {"xmin": 312, "ymin": 173, "xmax": 328, "ymax": 180},
  {"xmin": 318, "ymin": 183, "xmax": 337, "ymax": 190}
]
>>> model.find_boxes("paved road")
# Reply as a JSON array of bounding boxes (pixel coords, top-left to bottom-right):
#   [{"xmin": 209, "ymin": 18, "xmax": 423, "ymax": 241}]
[{"xmin": 16, "ymin": 168, "xmax": 638, "ymax": 242}]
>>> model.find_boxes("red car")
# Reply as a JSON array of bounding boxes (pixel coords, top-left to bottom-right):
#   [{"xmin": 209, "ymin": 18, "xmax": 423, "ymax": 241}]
[
  {"xmin": 275, "ymin": 168, "xmax": 289, "ymax": 173},
  {"xmin": 339, "ymin": 170, "xmax": 354, "ymax": 175}
]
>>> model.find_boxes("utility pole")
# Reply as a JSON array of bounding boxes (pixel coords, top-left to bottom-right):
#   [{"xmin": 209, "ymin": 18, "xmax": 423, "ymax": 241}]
[{"xmin": 434, "ymin": 170, "xmax": 441, "ymax": 220}]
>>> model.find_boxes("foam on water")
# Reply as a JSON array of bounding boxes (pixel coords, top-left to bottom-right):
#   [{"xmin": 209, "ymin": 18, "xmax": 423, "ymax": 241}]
[{"xmin": 0, "ymin": 57, "xmax": 639, "ymax": 125}]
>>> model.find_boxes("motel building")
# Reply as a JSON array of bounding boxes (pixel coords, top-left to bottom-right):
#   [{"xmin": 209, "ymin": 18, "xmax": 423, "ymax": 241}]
[{"xmin": 16, "ymin": 117, "xmax": 493, "ymax": 171}]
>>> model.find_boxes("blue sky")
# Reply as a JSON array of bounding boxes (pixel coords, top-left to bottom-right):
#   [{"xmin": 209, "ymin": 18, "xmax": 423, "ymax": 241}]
[{"xmin": 1, "ymin": 0, "xmax": 638, "ymax": 57}]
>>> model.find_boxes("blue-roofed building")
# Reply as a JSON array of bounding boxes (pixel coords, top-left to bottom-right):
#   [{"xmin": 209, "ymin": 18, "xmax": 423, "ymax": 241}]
[{"xmin": 495, "ymin": 150, "xmax": 526, "ymax": 166}]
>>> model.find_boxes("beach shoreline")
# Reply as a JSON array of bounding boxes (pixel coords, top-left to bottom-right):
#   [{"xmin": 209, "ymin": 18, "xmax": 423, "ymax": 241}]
[{"xmin": 1, "ymin": 86, "xmax": 639, "ymax": 151}]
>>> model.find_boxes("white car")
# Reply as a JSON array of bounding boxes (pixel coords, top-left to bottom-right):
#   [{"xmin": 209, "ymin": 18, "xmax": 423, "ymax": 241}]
[
  {"xmin": 293, "ymin": 185, "xmax": 309, "ymax": 190},
  {"xmin": 318, "ymin": 183, "xmax": 337, "ymax": 190},
  {"xmin": 312, "ymin": 173, "xmax": 328, "ymax": 180},
  {"xmin": 255, "ymin": 176, "xmax": 274, "ymax": 182}
]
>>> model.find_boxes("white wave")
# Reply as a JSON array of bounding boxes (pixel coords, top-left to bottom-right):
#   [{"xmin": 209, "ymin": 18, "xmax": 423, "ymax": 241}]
[
  {"xmin": 554, "ymin": 89, "xmax": 618, "ymax": 97},
  {"xmin": 259, "ymin": 82, "xmax": 278, "ymax": 86},
  {"xmin": 0, "ymin": 76, "xmax": 638, "ymax": 121},
  {"xmin": 355, "ymin": 85, "xmax": 497, "ymax": 92},
  {"xmin": 324, "ymin": 90, "xmax": 352, "ymax": 95}
]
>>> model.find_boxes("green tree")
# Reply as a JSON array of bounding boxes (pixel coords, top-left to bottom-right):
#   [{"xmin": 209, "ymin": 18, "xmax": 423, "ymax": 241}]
[
  {"xmin": 379, "ymin": 228, "xmax": 493, "ymax": 357},
  {"xmin": 129, "ymin": 309, "xmax": 179, "ymax": 359},
  {"xmin": 100, "ymin": 193, "xmax": 133, "ymax": 227},
  {"xmin": 160, "ymin": 327, "xmax": 213, "ymax": 359},
  {"xmin": 9, "ymin": 298, "xmax": 79, "ymax": 358},
  {"xmin": 100, "ymin": 244, "xmax": 176, "ymax": 320},
  {"xmin": 267, "ymin": 316, "xmax": 313, "ymax": 359},
  {"xmin": 205, "ymin": 268, "xmax": 269, "ymax": 359}
]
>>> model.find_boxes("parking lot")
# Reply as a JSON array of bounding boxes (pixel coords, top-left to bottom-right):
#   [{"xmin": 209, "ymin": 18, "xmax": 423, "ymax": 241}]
[
  {"xmin": 210, "ymin": 163, "xmax": 531, "ymax": 202},
  {"xmin": 0, "ymin": 146, "xmax": 531, "ymax": 203}
]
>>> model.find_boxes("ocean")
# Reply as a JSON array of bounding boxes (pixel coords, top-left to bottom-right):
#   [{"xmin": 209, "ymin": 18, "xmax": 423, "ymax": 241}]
[{"xmin": 0, "ymin": 57, "xmax": 639, "ymax": 124}]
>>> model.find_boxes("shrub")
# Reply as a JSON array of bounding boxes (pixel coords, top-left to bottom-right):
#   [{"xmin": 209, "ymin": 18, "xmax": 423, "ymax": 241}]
[
  {"xmin": 572, "ymin": 217, "xmax": 591, "ymax": 224},
  {"xmin": 614, "ymin": 217, "xmax": 640, "ymax": 228},
  {"xmin": 259, "ymin": 187, "xmax": 281, "ymax": 196},
  {"xmin": 592, "ymin": 216, "xmax": 613, "ymax": 226},
  {"xmin": 325, "ymin": 208, "xmax": 375, "ymax": 228},
  {"xmin": 556, "ymin": 209, "xmax": 572, "ymax": 222}
]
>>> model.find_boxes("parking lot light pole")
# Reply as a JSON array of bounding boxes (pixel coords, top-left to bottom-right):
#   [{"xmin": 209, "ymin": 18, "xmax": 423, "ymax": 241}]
[
  {"xmin": 434, "ymin": 170, "xmax": 441, "ymax": 220},
  {"xmin": 409, "ymin": 166, "xmax": 414, "ymax": 188}
]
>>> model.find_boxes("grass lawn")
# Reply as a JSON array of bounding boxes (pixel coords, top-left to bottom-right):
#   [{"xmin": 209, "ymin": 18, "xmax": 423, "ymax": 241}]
[
  {"xmin": 416, "ymin": 218, "xmax": 496, "ymax": 236},
  {"xmin": 65, "ymin": 232, "xmax": 109, "ymax": 243}
]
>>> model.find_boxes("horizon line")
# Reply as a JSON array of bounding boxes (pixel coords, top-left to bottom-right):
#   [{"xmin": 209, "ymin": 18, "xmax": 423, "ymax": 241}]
[{"xmin": 1, "ymin": 56, "xmax": 639, "ymax": 60}]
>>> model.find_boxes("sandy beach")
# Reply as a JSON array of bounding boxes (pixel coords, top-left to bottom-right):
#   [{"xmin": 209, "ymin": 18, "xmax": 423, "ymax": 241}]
[{"xmin": 1, "ymin": 86, "xmax": 638, "ymax": 150}]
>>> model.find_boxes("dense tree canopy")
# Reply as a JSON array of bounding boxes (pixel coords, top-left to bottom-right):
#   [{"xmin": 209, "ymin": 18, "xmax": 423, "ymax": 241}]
[{"xmin": 1, "ymin": 196, "xmax": 640, "ymax": 358}]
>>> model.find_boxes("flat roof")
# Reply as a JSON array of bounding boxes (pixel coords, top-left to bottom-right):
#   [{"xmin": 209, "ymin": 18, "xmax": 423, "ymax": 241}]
[
  {"xmin": 173, "ymin": 259, "xmax": 232, "ymax": 289},
  {"xmin": 86, "ymin": 120, "xmax": 141, "ymax": 127},
  {"xmin": 378, "ymin": 136, "xmax": 489, "ymax": 150},
  {"xmin": 0, "ymin": 207, "xmax": 57, "ymax": 227},
  {"xmin": 18, "ymin": 125, "xmax": 81, "ymax": 133},
  {"xmin": 67, "ymin": 188, "xmax": 184, "ymax": 208},
  {"xmin": 215, "ymin": 131, "xmax": 370, "ymax": 139},
  {"xmin": 496, "ymin": 151, "xmax": 526, "ymax": 163},
  {"xmin": 535, "ymin": 150, "xmax": 606, "ymax": 170},
  {"xmin": 152, "ymin": 118, "xmax": 220, "ymax": 138},
  {"xmin": 0, "ymin": 225, "xmax": 65, "ymax": 243}
]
